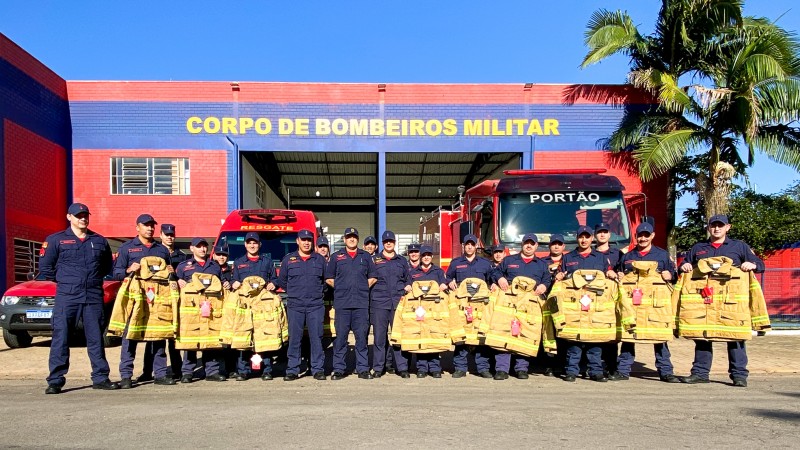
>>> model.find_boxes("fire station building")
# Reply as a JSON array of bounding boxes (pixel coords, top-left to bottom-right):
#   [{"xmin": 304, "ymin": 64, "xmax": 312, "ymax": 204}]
[{"xmin": 0, "ymin": 33, "xmax": 668, "ymax": 294}]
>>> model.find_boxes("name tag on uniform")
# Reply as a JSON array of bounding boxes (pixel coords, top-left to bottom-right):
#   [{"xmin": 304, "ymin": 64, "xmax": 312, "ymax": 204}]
[
  {"xmin": 201, "ymin": 278, "xmax": 211, "ymax": 286},
  {"xmin": 712, "ymin": 263, "xmax": 721, "ymax": 270},
  {"xmin": 151, "ymin": 265, "xmax": 160, "ymax": 271},
  {"xmin": 584, "ymin": 274, "xmax": 594, "ymax": 281},
  {"xmin": 421, "ymin": 285, "xmax": 430, "ymax": 293},
  {"xmin": 250, "ymin": 283, "xmax": 260, "ymax": 289},
  {"xmin": 580, "ymin": 294, "xmax": 592, "ymax": 311},
  {"xmin": 471, "ymin": 283, "xmax": 478, "ymax": 290}
]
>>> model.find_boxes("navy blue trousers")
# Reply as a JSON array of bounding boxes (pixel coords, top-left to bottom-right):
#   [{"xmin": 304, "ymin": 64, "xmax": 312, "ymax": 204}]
[
  {"xmin": 333, "ymin": 308, "xmax": 370, "ymax": 373},
  {"xmin": 565, "ymin": 343, "xmax": 603, "ymax": 377},
  {"xmin": 182, "ymin": 350, "xmax": 223, "ymax": 376},
  {"xmin": 416, "ymin": 353, "xmax": 442, "ymax": 374},
  {"xmin": 691, "ymin": 340, "xmax": 749, "ymax": 379},
  {"xmin": 370, "ymin": 307, "xmax": 409, "ymax": 372},
  {"xmin": 494, "ymin": 352, "xmax": 529, "ymax": 373},
  {"xmin": 617, "ymin": 342, "xmax": 674, "ymax": 377},
  {"xmin": 236, "ymin": 350, "xmax": 275, "ymax": 376},
  {"xmin": 287, "ymin": 304, "xmax": 325, "ymax": 375},
  {"xmin": 47, "ymin": 302, "xmax": 110, "ymax": 386},
  {"xmin": 140, "ymin": 339, "xmax": 182, "ymax": 377},
  {"xmin": 119, "ymin": 334, "xmax": 167, "ymax": 379},
  {"xmin": 453, "ymin": 344, "xmax": 491, "ymax": 373}
]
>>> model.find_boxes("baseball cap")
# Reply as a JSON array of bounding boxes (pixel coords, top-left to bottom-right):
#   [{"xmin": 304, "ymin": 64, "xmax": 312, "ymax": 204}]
[
  {"xmin": 190, "ymin": 237, "xmax": 208, "ymax": 247},
  {"xmin": 67, "ymin": 203, "xmax": 90, "ymax": 216},
  {"xmin": 577, "ymin": 226, "xmax": 594, "ymax": 236},
  {"xmin": 297, "ymin": 229, "xmax": 314, "ymax": 239},
  {"xmin": 549, "ymin": 234, "xmax": 565, "ymax": 244},
  {"xmin": 636, "ymin": 222, "xmax": 654, "ymax": 234},
  {"xmin": 344, "ymin": 227, "xmax": 359, "ymax": 237},
  {"xmin": 521, "ymin": 233, "xmax": 538, "ymax": 244},
  {"xmin": 244, "ymin": 232, "xmax": 260, "ymax": 242},
  {"xmin": 420, "ymin": 245, "xmax": 433, "ymax": 255},
  {"xmin": 136, "ymin": 213, "xmax": 157, "ymax": 225},
  {"xmin": 462, "ymin": 234, "xmax": 478, "ymax": 244},
  {"xmin": 316, "ymin": 236, "xmax": 329, "ymax": 247},
  {"xmin": 213, "ymin": 244, "xmax": 229, "ymax": 255},
  {"xmin": 595, "ymin": 222, "xmax": 611, "ymax": 232},
  {"xmin": 492, "ymin": 244, "xmax": 506, "ymax": 253},
  {"xmin": 381, "ymin": 230, "xmax": 396, "ymax": 242},
  {"xmin": 364, "ymin": 236, "xmax": 378, "ymax": 245},
  {"xmin": 408, "ymin": 243, "xmax": 421, "ymax": 253},
  {"xmin": 161, "ymin": 224, "xmax": 176, "ymax": 235},
  {"xmin": 708, "ymin": 214, "xmax": 729, "ymax": 225}
]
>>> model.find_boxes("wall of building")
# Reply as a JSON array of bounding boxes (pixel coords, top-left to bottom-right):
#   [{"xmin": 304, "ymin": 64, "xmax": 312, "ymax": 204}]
[
  {"xmin": 241, "ymin": 157, "xmax": 285, "ymax": 210},
  {"xmin": 763, "ymin": 248, "xmax": 800, "ymax": 319},
  {"xmin": 0, "ymin": 33, "xmax": 71, "ymax": 292}
]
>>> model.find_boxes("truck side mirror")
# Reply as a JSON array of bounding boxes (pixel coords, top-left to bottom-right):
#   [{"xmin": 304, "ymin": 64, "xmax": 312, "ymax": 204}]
[{"xmin": 459, "ymin": 222, "xmax": 473, "ymax": 244}]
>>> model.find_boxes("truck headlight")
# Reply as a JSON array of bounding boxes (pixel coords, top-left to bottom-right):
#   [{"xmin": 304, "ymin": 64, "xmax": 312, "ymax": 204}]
[{"xmin": 1, "ymin": 296, "xmax": 21, "ymax": 306}]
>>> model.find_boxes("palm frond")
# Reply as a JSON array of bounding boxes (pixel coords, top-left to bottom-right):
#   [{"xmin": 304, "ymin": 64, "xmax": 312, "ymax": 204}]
[
  {"xmin": 581, "ymin": 9, "xmax": 642, "ymax": 67},
  {"xmin": 634, "ymin": 129, "xmax": 707, "ymax": 181},
  {"xmin": 750, "ymin": 125, "xmax": 800, "ymax": 170}
]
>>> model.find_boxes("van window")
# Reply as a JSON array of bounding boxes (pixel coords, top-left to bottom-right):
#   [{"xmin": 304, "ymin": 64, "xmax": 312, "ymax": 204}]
[{"xmin": 215, "ymin": 231, "xmax": 299, "ymax": 267}]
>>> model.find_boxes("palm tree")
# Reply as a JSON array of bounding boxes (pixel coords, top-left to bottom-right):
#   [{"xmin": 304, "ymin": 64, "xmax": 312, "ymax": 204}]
[{"xmin": 581, "ymin": 0, "xmax": 800, "ymax": 223}]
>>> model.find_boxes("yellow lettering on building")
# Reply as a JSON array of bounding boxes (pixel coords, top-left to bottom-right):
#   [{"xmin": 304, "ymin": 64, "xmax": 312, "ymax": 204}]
[
  {"xmin": 186, "ymin": 117, "xmax": 202, "ymax": 134},
  {"xmin": 544, "ymin": 119, "xmax": 560, "ymax": 135},
  {"xmin": 409, "ymin": 120, "xmax": 425, "ymax": 136},
  {"xmin": 349, "ymin": 119, "xmax": 368, "ymax": 136},
  {"xmin": 315, "ymin": 118, "xmax": 331, "ymax": 135},
  {"xmin": 526, "ymin": 119, "xmax": 543, "ymax": 135},
  {"xmin": 278, "ymin": 118, "xmax": 293, "ymax": 135},
  {"xmin": 239, "ymin": 117, "xmax": 254, "ymax": 134},
  {"xmin": 443, "ymin": 119, "xmax": 457, "ymax": 136},
  {"xmin": 222, "ymin": 117, "xmax": 237, "ymax": 134},
  {"xmin": 386, "ymin": 119, "xmax": 401, "ymax": 136},
  {"xmin": 255, "ymin": 118, "xmax": 272, "ymax": 135},
  {"xmin": 369, "ymin": 119, "xmax": 385, "ymax": 136},
  {"xmin": 203, "ymin": 117, "xmax": 221, "ymax": 133},
  {"xmin": 464, "ymin": 120, "xmax": 482, "ymax": 136}
]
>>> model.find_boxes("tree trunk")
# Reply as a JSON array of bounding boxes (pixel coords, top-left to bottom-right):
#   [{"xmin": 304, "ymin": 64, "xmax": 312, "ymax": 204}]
[
  {"xmin": 701, "ymin": 161, "xmax": 736, "ymax": 220},
  {"xmin": 666, "ymin": 167, "xmax": 678, "ymax": 259}
]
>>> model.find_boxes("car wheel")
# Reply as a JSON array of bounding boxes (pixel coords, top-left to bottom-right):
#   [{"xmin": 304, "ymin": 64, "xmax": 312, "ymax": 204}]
[{"xmin": 3, "ymin": 329, "xmax": 33, "ymax": 348}]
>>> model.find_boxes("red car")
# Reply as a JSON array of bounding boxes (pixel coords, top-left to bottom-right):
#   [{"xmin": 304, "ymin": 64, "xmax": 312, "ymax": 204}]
[{"xmin": 0, "ymin": 274, "xmax": 121, "ymax": 348}]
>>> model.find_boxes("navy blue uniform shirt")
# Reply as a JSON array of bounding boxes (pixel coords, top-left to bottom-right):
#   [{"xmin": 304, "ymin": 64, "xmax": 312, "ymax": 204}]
[
  {"xmin": 371, "ymin": 252, "xmax": 409, "ymax": 310},
  {"xmin": 561, "ymin": 249, "xmax": 608, "ymax": 276},
  {"xmin": 39, "ymin": 227, "xmax": 113, "ymax": 304},
  {"xmin": 490, "ymin": 253, "xmax": 551, "ymax": 290},
  {"xmin": 219, "ymin": 264, "xmax": 233, "ymax": 285},
  {"xmin": 176, "ymin": 258, "xmax": 222, "ymax": 282},
  {"xmin": 325, "ymin": 248, "xmax": 377, "ymax": 309},
  {"xmin": 408, "ymin": 264, "xmax": 447, "ymax": 285},
  {"xmin": 685, "ymin": 238, "xmax": 765, "ymax": 273},
  {"xmin": 232, "ymin": 254, "xmax": 276, "ymax": 283},
  {"xmin": 167, "ymin": 248, "xmax": 186, "ymax": 271},
  {"xmin": 619, "ymin": 246, "xmax": 676, "ymax": 279},
  {"xmin": 445, "ymin": 255, "xmax": 493, "ymax": 285},
  {"xmin": 596, "ymin": 247, "xmax": 623, "ymax": 274},
  {"xmin": 112, "ymin": 237, "xmax": 172, "ymax": 280},
  {"xmin": 278, "ymin": 251, "xmax": 326, "ymax": 306}
]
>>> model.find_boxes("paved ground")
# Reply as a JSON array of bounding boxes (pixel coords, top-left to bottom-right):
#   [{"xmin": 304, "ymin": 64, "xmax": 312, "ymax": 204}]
[{"xmin": 1, "ymin": 335, "xmax": 799, "ymax": 448}]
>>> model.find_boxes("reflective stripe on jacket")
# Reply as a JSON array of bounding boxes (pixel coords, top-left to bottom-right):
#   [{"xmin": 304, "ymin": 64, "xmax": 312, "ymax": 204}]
[
  {"xmin": 675, "ymin": 256, "xmax": 771, "ymax": 341},
  {"xmin": 390, "ymin": 280, "xmax": 464, "ymax": 353},
  {"xmin": 107, "ymin": 256, "xmax": 179, "ymax": 340}
]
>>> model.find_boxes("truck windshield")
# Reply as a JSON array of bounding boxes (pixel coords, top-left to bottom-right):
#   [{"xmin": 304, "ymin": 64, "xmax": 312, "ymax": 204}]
[
  {"xmin": 498, "ymin": 191, "xmax": 630, "ymax": 245},
  {"xmin": 215, "ymin": 231, "xmax": 299, "ymax": 267}
]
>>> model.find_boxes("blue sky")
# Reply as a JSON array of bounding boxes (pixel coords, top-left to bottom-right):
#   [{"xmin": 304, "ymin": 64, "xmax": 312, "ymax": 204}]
[{"xmin": 2, "ymin": 1, "xmax": 799, "ymax": 218}]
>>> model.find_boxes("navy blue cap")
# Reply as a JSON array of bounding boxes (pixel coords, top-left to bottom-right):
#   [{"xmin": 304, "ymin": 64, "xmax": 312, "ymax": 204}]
[
  {"xmin": 190, "ymin": 237, "xmax": 208, "ymax": 247},
  {"xmin": 521, "ymin": 233, "xmax": 538, "ymax": 244},
  {"xmin": 297, "ymin": 229, "xmax": 314, "ymax": 239},
  {"xmin": 136, "ymin": 213, "xmax": 157, "ymax": 225},
  {"xmin": 213, "ymin": 244, "xmax": 229, "ymax": 255},
  {"xmin": 381, "ymin": 230, "xmax": 396, "ymax": 242},
  {"xmin": 636, "ymin": 222, "xmax": 654, "ymax": 234},
  {"xmin": 364, "ymin": 236, "xmax": 378, "ymax": 245},
  {"xmin": 492, "ymin": 244, "xmax": 506, "ymax": 253},
  {"xmin": 708, "ymin": 214, "xmax": 729, "ymax": 225},
  {"xmin": 67, "ymin": 203, "xmax": 90, "ymax": 216},
  {"xmin": 595, "ymin": 222, "xmax": 611, "ymax": 232},
  {"xmin": 408, "ymin": 243, "xmax": 421, "ymax": 252},
  {"xmin": 463, "ymin": 234, "xmax": 478, "ymax": 244},
  {"xmin": 316, "ymin": 236, "xmax": 329, "ymax": 247},
  {"xmin": 549, "ymin": 234, "xmax": 565, "ymax": 244},
  {"xmin": 577, "ymin": 226, "xmax": 594, "ymax": 236},
  {"xmin": 244, "ymin": 232, "xmax": 260, "ymax": 242},
  {"xmin": 420, "ymin": 245, "xmax": 433, "ymax": 255},
  {"xmin": 161, "ymin": 224, "xmax": 175, "ymax": 234},
  {"xmin": 344, "ymin": 227, "xmax": 359, "ymax": 237}
]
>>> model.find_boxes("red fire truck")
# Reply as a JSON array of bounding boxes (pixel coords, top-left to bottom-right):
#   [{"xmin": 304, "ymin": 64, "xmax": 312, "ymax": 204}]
[
  {"xmin": 420, "ymin": 169, "xmax": 655, "ymax": 270},
  {"xmin": 212, "ymin": 209, "xmax": 321, "ymax": 266}
]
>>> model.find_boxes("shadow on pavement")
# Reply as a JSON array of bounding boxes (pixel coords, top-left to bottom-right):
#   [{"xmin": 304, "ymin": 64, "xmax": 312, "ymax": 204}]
[{"xmin": 747, "ymin": 408, "xmax": 800, "ymax": 422}]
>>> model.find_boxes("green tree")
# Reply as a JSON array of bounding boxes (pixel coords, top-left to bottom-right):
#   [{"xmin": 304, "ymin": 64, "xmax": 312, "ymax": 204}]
[{"xmin": 581, "ymin": 0, "xmax": 800, "ymax": 230}]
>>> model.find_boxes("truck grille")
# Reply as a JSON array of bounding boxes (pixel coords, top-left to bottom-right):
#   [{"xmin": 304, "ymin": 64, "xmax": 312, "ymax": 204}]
[{"xmin": 19, "ymin": 297, "xmax": 55, "ymax": 306}]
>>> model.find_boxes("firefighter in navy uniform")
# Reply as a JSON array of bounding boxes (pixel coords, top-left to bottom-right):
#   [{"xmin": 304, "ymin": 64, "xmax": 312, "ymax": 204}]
[
  {"xmin": 593, "ymin": 222, "xmax": 624, "ymax": 377},
  {"xmin": 113, "ymin": 213, "xmax": 175, "ymax": 389},
  {"xmin": 541, "ymin": 233, "xmax": 567, "ymax": 376},
  {"xmin": 325, "ymin": 228, "xmax": 377, "ymax": 380},
  {"xmin": 277, "ymin": 229, "xmax": 327, "ymax": 381},
  {"xmin": 138, "ymin": 223, "xmax": 184, "ymax": 382},
  {"xmin": 407, "ymin": 243, "xmax": 421, "ymax": 270},
  {"xmin": 316, "ymin": 236, "xmax": 331, "ymax": 262},
  {"xmin": 363, "ymin": 236, "xmax": 378, "ymax": 256},
  {"xmin": 230, "ymin": 232, "xmax": 278, "ymax": 380},
  {"xmin": 556, "ymin": 226, "xmax": 613, "ymax": 382},
  {"xmin": 317, "ymin": 235, "xmax": 335, "ymax": 351},
  {"xmin": 491, "ymin": 245, "xmax": 506, "ymax": 269},
  {"xmin": 175, "ymin": 237, "xmax": 225, "ymax": 382},
  {"xmin": 609, "ymin": 222, "xmax": 679, "ymax": 383},
  {"xmin": 211, "ymin": 244, "xmax": 236, "ymax": 375},
  {"xmin": 490, "ymin": 233, "xmax": 550, "ymax": 380},
  {"xmin": 678, "ymin": 214, "xmax": 765, "ymax": 387},
  {"xmin": 444, "ymin": 233, "xmax": 494, "ymax": 378},
  {"xmin": 370, "ymin": 231, "xmax": 411, "ymax": 378},
  {"xmin": 41, "ymin": 203, "xmax": 120, "ymax": 394},
  {"xmin": 407, "ymin": 245, "xmax": 447, "ymax": 378}
]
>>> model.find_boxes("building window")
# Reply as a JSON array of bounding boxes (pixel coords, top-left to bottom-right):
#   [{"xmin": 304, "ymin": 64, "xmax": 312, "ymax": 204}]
[
  {"xmin": 111, "ymin": 157, "xmax": 190, "ymax": 195},
  {"xmin": 13, "ymin": 239, "xmax": 42, "ymax": 283},
  {"xmin": 255, "ymin": 177, "xmax": 267, "ymax": 208}
]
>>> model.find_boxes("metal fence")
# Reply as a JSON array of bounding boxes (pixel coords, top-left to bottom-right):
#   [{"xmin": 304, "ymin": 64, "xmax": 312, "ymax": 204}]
[{"xmin": 757, "ymin": 268, "xmax": 800, "ymax": 329}]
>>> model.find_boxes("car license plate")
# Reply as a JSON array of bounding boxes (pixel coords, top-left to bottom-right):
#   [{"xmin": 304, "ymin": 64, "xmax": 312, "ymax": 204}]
[{"xmin": 26, "ymin": 310, "xmax": 52, "ymax": 319}]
